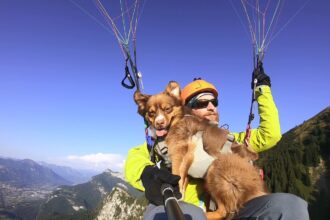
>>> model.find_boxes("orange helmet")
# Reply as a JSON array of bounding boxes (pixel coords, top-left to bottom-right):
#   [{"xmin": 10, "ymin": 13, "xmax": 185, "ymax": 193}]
[{"xmin": 181, "ymin": 79, "xmax": 218, "ymax": 105}]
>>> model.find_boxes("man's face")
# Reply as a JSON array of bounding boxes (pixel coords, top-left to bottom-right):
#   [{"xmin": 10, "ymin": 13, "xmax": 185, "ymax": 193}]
[{"xmin": 190, "ymin": 94, "xmax": 219, "ymax": 123}]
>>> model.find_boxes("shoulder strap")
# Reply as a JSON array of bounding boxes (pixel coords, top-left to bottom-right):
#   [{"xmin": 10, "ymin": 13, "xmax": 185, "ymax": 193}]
[{"xmin": 220, "ymin": 134, "xmax": 235, "ymax": 154}]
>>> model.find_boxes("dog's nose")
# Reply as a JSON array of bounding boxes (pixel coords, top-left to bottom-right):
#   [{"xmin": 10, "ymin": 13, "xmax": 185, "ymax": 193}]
[
  {"xmin": 155, "ymin": 115, "xmax": 166, "ymax": 128},
  {"xmin": 155, "ymin": 118, "xmax": 165, "ymax": 127}
]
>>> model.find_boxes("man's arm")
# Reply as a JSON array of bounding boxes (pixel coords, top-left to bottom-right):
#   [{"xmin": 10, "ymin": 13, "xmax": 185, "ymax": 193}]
[
  {"xmin": 124, "ymin": 142, "xmax": 154, "ymax": 191},
  {"xmin": 233, "ymin": 85, "xmax": 282, "ymax": 152}
]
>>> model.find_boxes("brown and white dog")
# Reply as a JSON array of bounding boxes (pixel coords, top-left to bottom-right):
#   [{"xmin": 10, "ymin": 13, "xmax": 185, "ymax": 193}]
[{"xmin": 134, "ymin": 81, "xmax": 267, "ymax": 219}]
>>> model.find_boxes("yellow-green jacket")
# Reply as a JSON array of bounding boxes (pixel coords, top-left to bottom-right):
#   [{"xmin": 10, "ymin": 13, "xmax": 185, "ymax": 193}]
[{"xmin": 124, "ymin": 85, "xmax": 281, "ymax": 207}]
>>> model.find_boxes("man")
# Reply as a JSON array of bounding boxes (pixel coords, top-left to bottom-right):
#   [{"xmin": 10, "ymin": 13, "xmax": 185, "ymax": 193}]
[{"xmin": 125, "ymin": 62, "xmax": 309, "ymax": 219}]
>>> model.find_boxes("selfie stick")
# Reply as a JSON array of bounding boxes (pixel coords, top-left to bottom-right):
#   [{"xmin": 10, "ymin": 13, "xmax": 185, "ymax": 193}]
[{"xmin": 161, "ymin": 183, "xmax": 186, "ymax": 220}]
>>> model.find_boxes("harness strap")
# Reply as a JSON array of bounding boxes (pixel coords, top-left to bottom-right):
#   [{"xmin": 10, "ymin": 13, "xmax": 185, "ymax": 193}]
[
  {"xmin": 188, "ymin": 131, "xmax": 215, "ymax": 179},
  {"xmin": 154, "ymin": 139, "xmax": 172, "ymax": 169},
  {"xmin": 145, "ymin": 125, "xmax": 156, "ymax": 163},
  {"xmin": 219, "ymin": 134, "xmax": 235, "ymax": 154}
]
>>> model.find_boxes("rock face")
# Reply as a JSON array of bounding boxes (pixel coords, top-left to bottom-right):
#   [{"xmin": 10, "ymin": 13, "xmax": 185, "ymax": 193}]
[{"xmin": 96, "ymin": 187, "xmax": 146, "ymax": 220}]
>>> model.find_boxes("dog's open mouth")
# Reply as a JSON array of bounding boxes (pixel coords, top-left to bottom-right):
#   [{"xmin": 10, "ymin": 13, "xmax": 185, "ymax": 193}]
[{"xmin": 156, "ymin": 128, "xmax": 168, "ymax": 137}]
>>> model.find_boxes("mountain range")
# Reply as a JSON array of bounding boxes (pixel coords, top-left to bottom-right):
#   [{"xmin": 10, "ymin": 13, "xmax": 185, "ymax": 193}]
[
  {"xmin": 256, "ymin": 106, "xmax": 330, "ymax": 219},
  {"xmin": 36, "ymin": 169, "xmax": 146, "ymax": 220},
  {"xmin": 0, "ymin": 156, "xmax": 147, "ymax": 220},
  {"xmin": 38, "ymin": 161, "xmax": 98, "ymax": 185},
  {"xmin": 0, "ymin": 158, "xmax": 71, "ymax": 188},
  {"xmin": 0, "ymin": 157, "xmax": 100, "ymax": 219}
]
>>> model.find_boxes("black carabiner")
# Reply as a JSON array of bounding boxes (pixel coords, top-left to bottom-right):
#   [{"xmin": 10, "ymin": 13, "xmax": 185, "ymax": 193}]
[{"xmin": 121, "ymin": 64, "xmax": 135, "ymax": 89}]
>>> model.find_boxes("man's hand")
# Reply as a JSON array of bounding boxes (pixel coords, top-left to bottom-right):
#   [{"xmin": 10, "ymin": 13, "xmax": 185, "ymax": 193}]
[
  {"xmin": 251, "ymin": 61, "xmax": 271, "ymax": 89},
  {"xmin": 141, "ymin": 165, "xmax": 182, "ymax": 206}
]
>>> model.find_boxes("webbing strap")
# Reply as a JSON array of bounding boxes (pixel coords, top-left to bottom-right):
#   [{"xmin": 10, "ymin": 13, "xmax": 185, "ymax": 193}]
[
  {"xmin": 220, "ymin": 134, "xmax": 235, "ymax": 154},
  {"xmin": 188, "ymin": 131, "xmax": 215, "ymax": 179}
]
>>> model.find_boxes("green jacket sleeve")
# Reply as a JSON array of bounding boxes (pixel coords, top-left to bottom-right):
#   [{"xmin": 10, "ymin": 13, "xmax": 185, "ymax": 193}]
[
  {"xmin": 233, "ymin": 85, "xmax": 282, "ymax": 152},
  {"xmin": 124, "ymin": 142, "xmax": 155, "ymax": 191}
]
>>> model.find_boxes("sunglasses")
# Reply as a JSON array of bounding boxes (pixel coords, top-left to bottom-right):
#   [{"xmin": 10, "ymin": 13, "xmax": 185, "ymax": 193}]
[{"xmin": 191, "ymin": 98, "xmax": 218, "ymax": 109}]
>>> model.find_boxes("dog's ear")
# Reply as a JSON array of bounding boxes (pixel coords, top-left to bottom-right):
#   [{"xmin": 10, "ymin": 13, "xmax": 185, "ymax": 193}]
[
  {"xmin": 165, "ymin": 81, "xmax": 181, "ymax": 99},
  {"xmin": 134, "ymin": 91, "xmax": 150, "ymax": 116}
]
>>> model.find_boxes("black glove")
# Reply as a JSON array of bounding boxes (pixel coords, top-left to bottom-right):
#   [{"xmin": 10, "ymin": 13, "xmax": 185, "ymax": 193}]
[
  {"xmin": 141, "ymin": 165, "xmax": 182, "ymax": 206},
  {"xmin": 251, "ymin": 61, "xmax": 271, "ymax": 89}
]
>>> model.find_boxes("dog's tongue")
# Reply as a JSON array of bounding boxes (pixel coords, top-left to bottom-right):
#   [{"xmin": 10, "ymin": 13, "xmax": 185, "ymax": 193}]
[{"xmin": 156, "ymin": 129, "xmax": 168, "ymax": 137}]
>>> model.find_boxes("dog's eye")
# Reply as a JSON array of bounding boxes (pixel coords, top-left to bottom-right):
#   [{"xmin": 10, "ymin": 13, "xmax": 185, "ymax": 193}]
[
  {"xmin": 148, "ymin": 111, "xmax": 155, "ymax": 117},
  {"xmin": 164, "ymin": 107, "xmax": 172, "ymax": 113}
]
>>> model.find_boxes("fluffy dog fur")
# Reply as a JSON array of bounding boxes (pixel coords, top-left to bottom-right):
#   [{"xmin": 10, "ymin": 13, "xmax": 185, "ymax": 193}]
[{"xmin": 134, "ymin": 81, "xmax": 267, "ymax": 219}]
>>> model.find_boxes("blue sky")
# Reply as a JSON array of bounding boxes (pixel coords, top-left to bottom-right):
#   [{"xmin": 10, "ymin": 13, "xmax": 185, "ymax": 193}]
[{"xmin": 0, "ymin": 0, "xmax": 329, "ymax": 172}]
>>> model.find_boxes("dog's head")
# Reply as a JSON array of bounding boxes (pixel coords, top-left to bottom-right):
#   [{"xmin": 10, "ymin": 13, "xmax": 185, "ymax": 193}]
[{"xmin": 134, "ymin": 81, "xmax": 184, "ymax": 137}]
